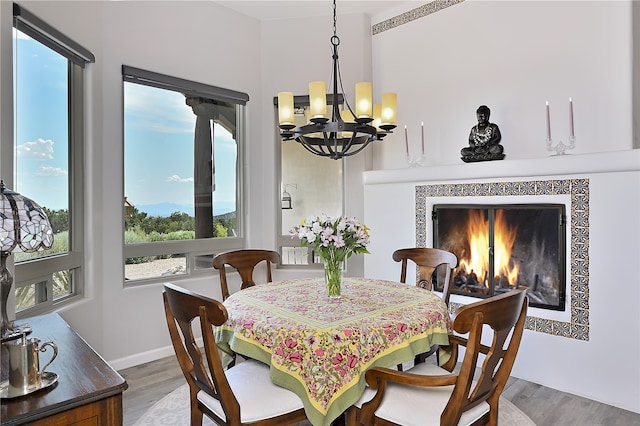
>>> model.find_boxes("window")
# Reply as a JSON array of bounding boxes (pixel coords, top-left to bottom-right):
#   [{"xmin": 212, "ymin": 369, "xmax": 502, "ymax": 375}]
[
  {"xmin": 123, "ymin": 66, "xmax": 247, "ymax": 283},
  {"xmin": 276, "ymin": 96, "xmax": 344, "ymax": 267},
  {"xmin": 10, "ymin": 4, "xmax": 93, "ymax": 317}
]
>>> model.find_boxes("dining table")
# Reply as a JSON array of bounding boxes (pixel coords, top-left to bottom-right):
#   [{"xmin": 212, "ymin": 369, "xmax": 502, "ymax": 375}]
[{"xmin": 214, "ymin": 276, "xmax": 451, "ymax": 426}]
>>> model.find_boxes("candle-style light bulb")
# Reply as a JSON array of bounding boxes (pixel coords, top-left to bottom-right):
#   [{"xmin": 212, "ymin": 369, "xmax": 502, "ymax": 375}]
[
  {"xmin": 278, "ymin": 92, "xmax": 294, "ymax": 126},
  {"xmin": 309, "ymin": 81, "xmax": 327, "ymax": 119}
]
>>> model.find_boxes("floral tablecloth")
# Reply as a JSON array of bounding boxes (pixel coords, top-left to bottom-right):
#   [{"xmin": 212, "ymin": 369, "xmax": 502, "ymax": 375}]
[{"xmin": 214, "ymin": 277, "xmax": 451, "ymax": 426}]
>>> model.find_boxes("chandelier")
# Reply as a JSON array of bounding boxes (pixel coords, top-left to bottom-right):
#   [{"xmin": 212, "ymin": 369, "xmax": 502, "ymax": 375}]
[{"xmin": 277, "ymin": 0, "xmax": 397, "ymax": 160}]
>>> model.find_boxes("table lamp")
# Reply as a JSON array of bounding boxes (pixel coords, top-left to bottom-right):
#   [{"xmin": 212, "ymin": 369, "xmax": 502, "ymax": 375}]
[{"xmin": 0, "ymin": 180, "xmax": 54, "ymax": 341}]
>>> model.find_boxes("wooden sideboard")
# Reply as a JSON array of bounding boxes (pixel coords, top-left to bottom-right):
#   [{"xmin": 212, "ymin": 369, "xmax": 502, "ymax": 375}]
[{"xmin": 1, "ymin": 313, "xmax": 128, "ymax": 425}]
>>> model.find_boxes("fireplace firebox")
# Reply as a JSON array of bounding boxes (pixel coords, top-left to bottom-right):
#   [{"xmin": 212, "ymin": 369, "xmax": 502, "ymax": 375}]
[{"xmin": 432, "ymin": 204, "xmax": 566, "ymax": 310}]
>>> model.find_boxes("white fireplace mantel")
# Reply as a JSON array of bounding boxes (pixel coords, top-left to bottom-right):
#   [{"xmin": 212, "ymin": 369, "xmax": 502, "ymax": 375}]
[
  {"xmin": 363, "ymin": 149, "xmax": 640, "ymax": 414},
  {"xmin": 364, "ymin": 149, "xmax": 640, "ymax": 184}
]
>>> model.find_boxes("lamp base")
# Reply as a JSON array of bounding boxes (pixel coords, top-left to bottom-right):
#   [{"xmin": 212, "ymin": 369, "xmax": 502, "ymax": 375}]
[{"xmin": 1, "ymin": 323, "xmax": 32, "ymax": 342}]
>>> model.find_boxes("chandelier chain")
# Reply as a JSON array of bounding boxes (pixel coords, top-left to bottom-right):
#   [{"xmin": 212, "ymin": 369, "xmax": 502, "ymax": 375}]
[{"xmin": 333, "ymin": 0, "xmax": 337, "ymax": 38}]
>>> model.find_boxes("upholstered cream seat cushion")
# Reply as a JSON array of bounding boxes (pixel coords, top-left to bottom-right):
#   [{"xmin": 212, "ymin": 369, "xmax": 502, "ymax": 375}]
[
  {"xmin": 353, "ymin": 362, "xmax": 490, "ymax": 426},
  {"xmin": 197, "ymin": 359, "xmax": 305, "ymax": 423}
]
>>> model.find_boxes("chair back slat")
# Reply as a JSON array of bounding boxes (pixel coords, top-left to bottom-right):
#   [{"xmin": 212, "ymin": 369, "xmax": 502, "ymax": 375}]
[
  {"xmin": 393, "ymin": 247, "xmax": 458, "ymax": 305},
  {"xmin": 213, "ymin": 249, "xmax": 280, "ymax": 300}
]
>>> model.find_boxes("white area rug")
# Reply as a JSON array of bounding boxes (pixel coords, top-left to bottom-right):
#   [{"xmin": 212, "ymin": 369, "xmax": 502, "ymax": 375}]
[{"xmin": 133, "ymin": 383, "xmax": 537, "ymax": 425}]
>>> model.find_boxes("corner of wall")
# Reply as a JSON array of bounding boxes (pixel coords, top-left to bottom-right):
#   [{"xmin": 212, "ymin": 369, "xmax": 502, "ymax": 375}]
[{"xmin": 633, "ymin": 0, "xmax": 639, "ymax": 148}]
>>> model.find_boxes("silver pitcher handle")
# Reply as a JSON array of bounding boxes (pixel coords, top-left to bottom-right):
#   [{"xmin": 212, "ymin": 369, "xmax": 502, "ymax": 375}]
[{"xmin": 39, "ymin": 341, "xmax": 58, "ymax": 375}]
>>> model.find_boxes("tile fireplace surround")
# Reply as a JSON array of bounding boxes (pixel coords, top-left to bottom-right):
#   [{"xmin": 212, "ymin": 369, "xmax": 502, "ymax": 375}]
[
  {"xmin": 363, "ymin": 150, "xmax": 640, "ymax": 342},
  {"xmin": 416, "ymin": 178, "xmax": 587, "ymax": 340}
]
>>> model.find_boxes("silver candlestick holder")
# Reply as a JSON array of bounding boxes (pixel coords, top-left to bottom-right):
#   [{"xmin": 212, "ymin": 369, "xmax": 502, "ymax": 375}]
[
  {"xmin": 406, "ymin": 154, "xmax": 425, "ymax": 168},
  {"xmin": 546, "ymin": 135, "xmax": 575, "ymax": 156}
]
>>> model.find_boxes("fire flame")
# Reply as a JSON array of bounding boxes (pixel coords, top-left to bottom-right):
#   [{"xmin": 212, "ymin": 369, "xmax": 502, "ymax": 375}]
[{"xmin": 458, "ymin": 209, "xmax": 520, "ymax": 286}]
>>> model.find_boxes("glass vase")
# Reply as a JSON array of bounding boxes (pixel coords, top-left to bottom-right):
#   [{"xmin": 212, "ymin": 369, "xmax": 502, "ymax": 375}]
[{"xmin": 323, "ymin": 259, "xmax": 343, "ymax": 298}]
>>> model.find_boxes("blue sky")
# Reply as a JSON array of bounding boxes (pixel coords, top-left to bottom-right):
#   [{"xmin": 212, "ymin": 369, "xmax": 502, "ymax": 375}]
[
  {"xmin": 14, "ymin": 28, "xmax": 237, "ymax": 216},
  {"xmin": 123, "ymin": 83, "xmax": 237, "ymax": 215},
  {"xmin": 13, "ymin": 28, "xmax": 69, "ymax": 211}
]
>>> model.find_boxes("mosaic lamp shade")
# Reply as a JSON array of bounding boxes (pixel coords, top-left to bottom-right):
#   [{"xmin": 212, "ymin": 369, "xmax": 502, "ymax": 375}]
[{"xmin": 0, "ymin": 180, "xmax": 54, "ymax": 339}]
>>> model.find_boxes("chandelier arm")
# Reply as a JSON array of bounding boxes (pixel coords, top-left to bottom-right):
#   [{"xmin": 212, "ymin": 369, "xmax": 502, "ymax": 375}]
[
  {"xmin": 296, "ymin": 133, "xmax": 373, "ymax": 159},
  {"xmin": 296, "ymin": 136, "xmax": 334, "ymax": 157},
  {"xmin": 322, "ymin": 131, "xmax": 341, "ymax": 158},
  {"xmin": 339, "ymin": 132, "xmax": 358, "ymax": 153},
  {"xmin": 341, "ymin": 133, "xmax": 374, "ymax": 155},
  {"xmin": 334, "ymin": 49, "xmax": 355, "ymax": 118},
  {"xmin": 340, "ymin": 140, "xmax": 372, "ymax": 157},
  {"xmin": 298, "ymin": 142, "xmax": 330, "ymax": 157},
  {"xmin": 331, "ymin": 37, "xmax": 343, "ymax": 123}
]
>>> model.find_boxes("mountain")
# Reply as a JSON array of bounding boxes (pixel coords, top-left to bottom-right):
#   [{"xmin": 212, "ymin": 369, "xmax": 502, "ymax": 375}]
[{"xmin": 137, "ymin": 202, "xmax": 235, "ymax": 217}]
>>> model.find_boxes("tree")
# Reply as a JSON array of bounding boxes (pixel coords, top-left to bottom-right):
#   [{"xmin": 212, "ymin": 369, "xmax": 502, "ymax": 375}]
[{"xmin": 43, "ymin": 207, "xmax": 69, "ymax": 233}]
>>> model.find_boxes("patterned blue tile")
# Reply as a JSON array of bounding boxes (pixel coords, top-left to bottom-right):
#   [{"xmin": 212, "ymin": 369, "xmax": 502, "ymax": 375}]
[
  {"xmin": 536, "ymin": 180, "xmax": 553, "ymax": 194},
  {"xmin": 476, "ymin": 183, "xmax": 491, "ymax": 197},
  {"xmin": 518, "ymin": 181, "xmax": 537, "ymax": 195},
  {"xmin": 572, "ymin": 210, "xmax": 589, "ymax": 228},
  {"xmin": 572, "ymin": 227, "xmax": 589, "ymax": 245},
  {"xmin": 537, "ymin": 319, "xmax": 553, "ymax": 334},
  {"xmin": 525, "ymin": 315, "xmax": 537, "ymax": 331},
  {"xmin": 452, "ymin": 184, "xmax": 466, "ymax": 196},
  {"xmin": 571, "ymin": 193, "xmax": 589, "ymax": 210},
  {"xmin": 573, "ymin": 292, "xmax": 589, "ymax": 310},
  {"xmin": 372, "ymin": 0, "xmax": 465, "ymax": 35},
  {"xmin": 571, "ymin": 243, "xmax": 588, "ymax": 260},
  {"xmin": 502, "ymin": 181, "xmax": 517, "ymax": 195},
  {"xmin": 571, "ymin": 178, "xmax": 590, "ymax": 196},
  {"xmin": 488, "ymin": 182, "xmax": 502, "ymax": 195},
  {"xmin": 553, "ymin": 321, "xmax": 572, "ymax": 338},
  {"xmin": 572, "ymin": 274, "xmax": 589, "ymax": 289},
  {"xmin": 571, "ymin": 307, "xmax": 589, "ymax": 326},
  {"xmin": 553, "ymin": 179, "xmax": 571, "ymax": 194},
  {"xmin": 571, "ymin": 259, "xmax": 588, "ymax": 277},
  {"xmin": 571, "ymin": 325, "xmax": 589, "ymax": 341},
  {"xmin": 423, "ymin": 185, "xmax": 437, "ymax": 197}
]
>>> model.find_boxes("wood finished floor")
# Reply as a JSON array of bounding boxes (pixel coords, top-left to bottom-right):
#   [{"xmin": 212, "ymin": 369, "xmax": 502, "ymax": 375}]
[{"xmin": 119, "ymin": 355, "xmax": 640, "ymax": 426}]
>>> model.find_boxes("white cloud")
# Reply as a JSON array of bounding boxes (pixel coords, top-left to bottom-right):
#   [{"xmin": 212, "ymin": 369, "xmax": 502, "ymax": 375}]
[
  {"xmin": 125, "ymin": 83, "xmax": 195, "ymax": 134},
  {"xmin": 36, "ymin": 166, "xmax": 68, "ymax": 177},
  {"xmin": 16, "ymin": 138, "xmax": 54, "ymax": 160},
  {"xmin": 166, "ymin": 175, "xmax": 193, "ymax": 183}
]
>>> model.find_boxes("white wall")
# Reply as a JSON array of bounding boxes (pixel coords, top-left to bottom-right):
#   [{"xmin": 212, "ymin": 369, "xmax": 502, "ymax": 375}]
[
  {"xmin": 370, "ymin": 0, "xmax": 633, "ymax": 168},
  {"xmin": 365, "ymin": 0, "xmax": 639, "ymax": 414}
]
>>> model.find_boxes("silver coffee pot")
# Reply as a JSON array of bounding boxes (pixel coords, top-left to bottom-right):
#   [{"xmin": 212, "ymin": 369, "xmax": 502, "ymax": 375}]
[{"xmin": 3, "ymin": 334, "xmax": 58, "ymax": 394}]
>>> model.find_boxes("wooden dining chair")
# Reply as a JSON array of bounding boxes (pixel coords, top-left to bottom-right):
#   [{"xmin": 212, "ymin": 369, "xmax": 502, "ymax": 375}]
[
  {"xmin": 393, "ymin": 247, "xmax": 458, "ymax": 367},
  {"xmin": 213, "ymin": 249, "xmax": 280, "ymax": 301},
  {"xmin": 162, "ymin": 283, "xmax": 307, "ymax": 426},
  {"xmin": 393, "ymin": 247, "xmax": 458, "ymax": 305},
  {"xmin": 346, "ymin": 289, "xmax": 528, "ymax": 426}
]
